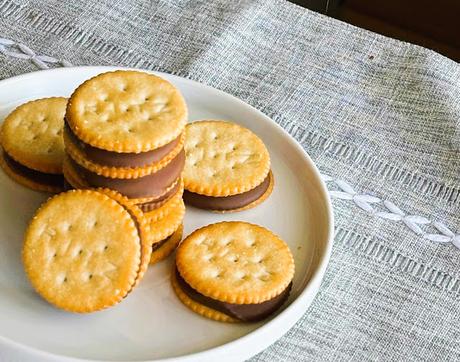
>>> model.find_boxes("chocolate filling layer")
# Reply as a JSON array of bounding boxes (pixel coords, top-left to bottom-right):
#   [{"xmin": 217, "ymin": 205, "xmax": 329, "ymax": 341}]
[
  {"xmin": 68, "ymin": 150, "xmax": 185, "ymax": 199},
  {"xmin": 2, "ymin": 151, "xmax": 64, "ymax": 187},
  {"xmin": 138, "ymin": 180, "xmax": 181, "ymax": 212},
  {"xmin": 183, "ymin": 173, "xmax": 271, "ymax": 211},
  {"xmin": 175, "ymin": 268, "xmax": 291, "ymax": 322},
  {"xmin": 64, "ymin": 123, "xmax": 182, "ymax": 168}
]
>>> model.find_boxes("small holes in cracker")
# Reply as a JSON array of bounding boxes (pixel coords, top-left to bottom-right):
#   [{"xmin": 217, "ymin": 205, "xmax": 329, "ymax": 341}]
[
  {"xmin": 234, "ymin": 271, "xmax": 246, "ymax": 280},
  {"xmin": 208, "ymin": 269, "xmax": 220, "ymax": 278},
  {"xmin": 228, "ymin": 255, "xmax": 238, "ymax": 263},
  {"xmin": 251, "ymin": 255, "xmax": 264, "ymax": 264},
  {"xmin": 258, "ymin": 275, "xmax": 269, "ymax": 282}
]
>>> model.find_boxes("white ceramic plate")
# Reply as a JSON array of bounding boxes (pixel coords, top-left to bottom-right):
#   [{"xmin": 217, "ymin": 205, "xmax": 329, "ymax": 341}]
[{"xmin": 0, "ymin": 66, "xmax": 333, "ymax": 362}]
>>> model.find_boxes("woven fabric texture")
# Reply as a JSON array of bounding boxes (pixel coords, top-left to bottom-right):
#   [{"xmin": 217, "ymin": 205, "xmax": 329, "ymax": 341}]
[{"xmin": 1, "ymin": 0, "xmax": 459, "ymax": 360}]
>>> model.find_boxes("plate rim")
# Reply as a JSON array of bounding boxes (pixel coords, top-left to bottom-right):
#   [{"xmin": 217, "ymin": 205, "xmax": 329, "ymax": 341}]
[{"xmin": 0, "ymin": 66, "xmax": 334, "ymax": 362}]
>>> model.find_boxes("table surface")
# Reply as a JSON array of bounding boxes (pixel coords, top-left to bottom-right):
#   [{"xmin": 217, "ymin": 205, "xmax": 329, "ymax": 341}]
[
  {"xmin": 0, "ymin": 0, "xmax": 459, "ymax": 361},
  {"xmin": 291, "ymin": 0, "xmax": 460, "ymax": 62}
]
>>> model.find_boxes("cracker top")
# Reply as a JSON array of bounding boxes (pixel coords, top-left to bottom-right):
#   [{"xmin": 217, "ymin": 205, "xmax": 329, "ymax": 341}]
[
  {"xmin": 66, "ymin": 70, "xmax": 187, "ymax": 153},
  {"xmin": 176, "ymin": 221, "xmax": 294, "ymax": 304},
  {"xmin": 183, "ymin": 121, "xmax": 270, "ymax": 196},
  {"xmin": 1, "ymin": 97, "xmax": 66, "ymax": 174},
  {"xmin": 22, "ymin": 190, "xmax": 142, "ymax": 312}
]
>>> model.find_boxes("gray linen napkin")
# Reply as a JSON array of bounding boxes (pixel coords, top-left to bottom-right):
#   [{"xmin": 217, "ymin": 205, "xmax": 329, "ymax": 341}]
[{"xmin": 1, "ymin": 0, "xmax": 459, "ymax": 360}]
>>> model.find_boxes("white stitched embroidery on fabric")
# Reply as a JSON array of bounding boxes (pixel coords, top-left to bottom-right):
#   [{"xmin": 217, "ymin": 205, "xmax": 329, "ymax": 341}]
[
  {"xmin": 0, "ymin": 37, "xmax": 72, "ymax": 69},
  {"xmin": 1, "ymin": 36, "xmax": 458, "ymax": 249},
  {"xmin": 322, "ymin": 174, "xmax": 460, "ymax": 248}
]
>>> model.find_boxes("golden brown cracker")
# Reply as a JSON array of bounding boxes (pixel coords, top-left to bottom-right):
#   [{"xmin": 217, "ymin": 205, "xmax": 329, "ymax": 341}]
[
  {"xmin": 183, "ymin": 120, "xmax": 270, "ymax": 196},
  {"xmin": 22, "ymin": 190, "xmax": 142, "ymax": 312},
  {"xmin": 66, "ymin": 70, "xmax": 187, "ymax": 153},
  {"xmin": 176, "ymin": 221, "xmax": 294, "ymax": 304},
  {"xmin": 145, "ymin": 197, "xmax": 185, "ymax": 244},
  {"xmin": 1, "ymin": 97, "xmax": 66, "ymax": 174}
]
